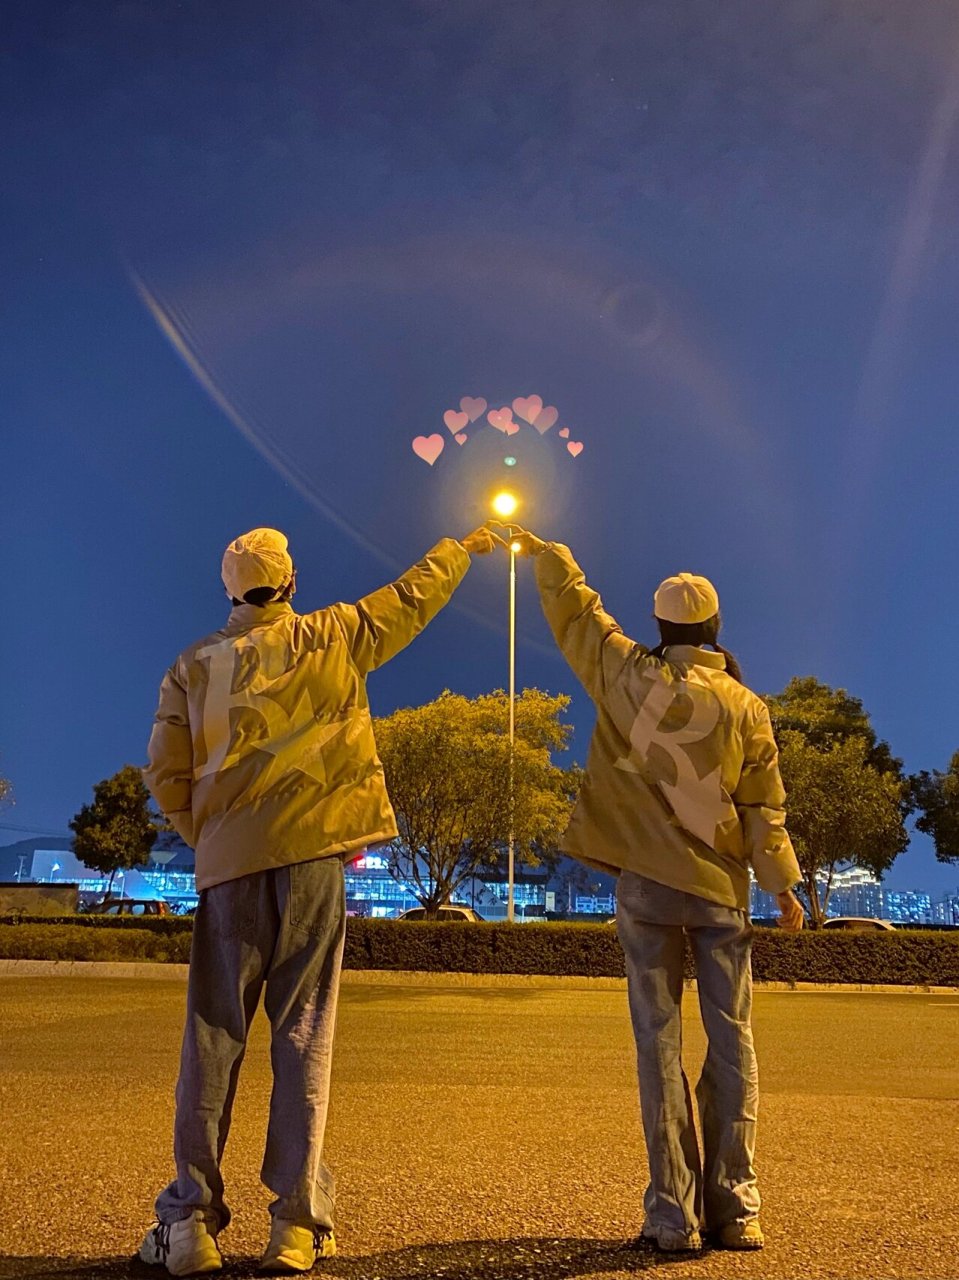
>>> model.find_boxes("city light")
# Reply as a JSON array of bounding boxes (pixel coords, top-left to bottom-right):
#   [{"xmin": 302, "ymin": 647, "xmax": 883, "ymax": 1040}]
[{"xmin": 491, "ymin": 490, "xmax": 518, "ymax": 518}]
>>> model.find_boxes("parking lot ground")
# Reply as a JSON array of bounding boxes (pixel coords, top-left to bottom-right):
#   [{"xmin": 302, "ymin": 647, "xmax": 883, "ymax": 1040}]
[{"xmin": 0, "ymin": 978, "xmax": 956, "ymax": 1280}]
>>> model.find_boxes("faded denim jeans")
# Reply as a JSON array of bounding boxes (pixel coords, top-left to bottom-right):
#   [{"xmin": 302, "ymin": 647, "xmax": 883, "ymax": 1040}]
[
  {"xmin": 155, "ymin": 856, "xmax": 346, "ymax": 1233},
  {"xmin": 615, "ymin": 870, "xmax": 760, "ymax": 1240}
]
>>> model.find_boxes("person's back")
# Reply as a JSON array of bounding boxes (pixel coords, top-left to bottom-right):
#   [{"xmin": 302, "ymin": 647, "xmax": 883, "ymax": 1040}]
[
  {"xmin": 148, "ymin": 562, "xmax": 467, "ymax": 890},
  {"xmin": 513, "ymin": 529, "xmax": 803, "ymax": 1258},
  {"xmin": 139, "ymin": 524, "xmax": 498, "ymax": 1278}
]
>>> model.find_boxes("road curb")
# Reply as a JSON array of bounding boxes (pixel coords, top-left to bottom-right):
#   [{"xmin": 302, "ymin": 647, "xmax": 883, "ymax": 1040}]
[{"xmin": 0, "ymin": 959, "xmax": 955, "ymax": 993}]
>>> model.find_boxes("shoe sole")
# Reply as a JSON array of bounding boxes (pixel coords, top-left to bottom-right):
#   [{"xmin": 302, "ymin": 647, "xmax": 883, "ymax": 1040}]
[
  {"xmin": 640, "ymin": 1232, "xmax": 703, "ymax": 1254},
  {"xmin": 138, "ymin": 1244, "xmax": 222, "ymax": 1276},
  {"xmin": 259, "ymin": 1248, "xmax": 336, "ymax": 1274}
]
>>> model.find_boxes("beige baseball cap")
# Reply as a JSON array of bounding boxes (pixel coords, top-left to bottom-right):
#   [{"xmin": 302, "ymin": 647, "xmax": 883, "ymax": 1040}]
[
  {"xmin": 653, "ymin": 572, "xmax": 720, "ymax": 624},
  {"xmin": 221, "ymin": 527, "xmax": 294, "ymax": 602}
]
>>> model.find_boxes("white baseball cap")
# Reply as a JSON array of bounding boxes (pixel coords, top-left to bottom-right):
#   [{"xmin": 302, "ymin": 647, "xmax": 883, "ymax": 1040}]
[
  {"xmin": 653, "ymin": 572, "xmax": 720, "ymax": 624},
  {"xmin": 221, "ymin": 528, "xmax": 294, "ymax": 602}
]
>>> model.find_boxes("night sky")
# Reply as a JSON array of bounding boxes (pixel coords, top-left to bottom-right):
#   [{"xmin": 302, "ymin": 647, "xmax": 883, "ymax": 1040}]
[{"xmin": 4, "ymin": 1, "xmax": 959, "ymax": 894}]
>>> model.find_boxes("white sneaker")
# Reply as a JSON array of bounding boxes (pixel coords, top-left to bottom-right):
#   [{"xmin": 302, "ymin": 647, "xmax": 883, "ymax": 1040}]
[
  {"xmin": 259, "ymin": 1219, "xmax": 336, "ymax": 1273},
  {"xmin": 139, "ymin": 1209, "xmax": 223, "ymax": 1276},
  {"xmin": 640, "ymin": 1220, "xmax": 703, "ymax": 1253}
]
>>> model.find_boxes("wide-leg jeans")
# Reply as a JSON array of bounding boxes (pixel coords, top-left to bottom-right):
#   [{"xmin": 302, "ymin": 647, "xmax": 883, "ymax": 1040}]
[
  {"xmin": 616, "ymin": 870, "xmax": 760, "ymax": 1240},
  {"xmin": 155, "ymin": 856, "xmax": 346, "ymax": 1232}
]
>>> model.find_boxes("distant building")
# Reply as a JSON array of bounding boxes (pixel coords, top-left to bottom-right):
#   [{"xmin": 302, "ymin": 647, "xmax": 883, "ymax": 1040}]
[
  {"xmin": 882, "ymin": 890, "xmax": 933, "ymax": 925},
  {"xmin": 750, "ymin": 865, "xmax": 936, "ymax": 923},
  {"xmin": 14, "ymin": 832, "xmax": 942, "ymax": 925},
  {"xmin": 932, "ymin": 890, "xmax": 959, "ymax": 926},
  {"xmin": 827, "ymin": 867, "xmax": 884, "ymax": 919},
  {"xmin": 750, "ymin": 866, "xmax": 883, "ymax": 920}
]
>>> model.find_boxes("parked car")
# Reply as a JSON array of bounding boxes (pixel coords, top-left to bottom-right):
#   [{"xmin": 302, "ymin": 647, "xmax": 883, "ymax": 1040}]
[
  {"xmin": 822, "ymin": 916, "xmax": 895, "ymax": 932},
  {"xmin": 396, "ymin": 905, "xmax": 484, "ymax": 922},
  {"xmin": 85, "ymin": 898, "xmax": 170, "ymax": 916}
]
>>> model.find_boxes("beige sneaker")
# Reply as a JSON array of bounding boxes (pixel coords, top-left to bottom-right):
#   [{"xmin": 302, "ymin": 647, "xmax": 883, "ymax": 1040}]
[
  {"xmin": 259, "ymin": 1220, "xmax": 336, "ymax": 1273},
  {"xmin": 139, "ymin": 1210, "xmax": 223, "ymax": 1276},
  {"xmin": 717, "ymin": 1218, "xmax": 765, "ymax": 1250},
  {"xmin": 640, "ymin": 1221, "xmax": 703, "ymax": 1253}
]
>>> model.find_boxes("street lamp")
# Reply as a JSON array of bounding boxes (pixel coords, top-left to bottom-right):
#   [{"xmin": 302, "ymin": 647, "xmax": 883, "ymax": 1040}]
[{"xmin": 491, "ymin": 490, "xmax": 520, "ymax": 923}]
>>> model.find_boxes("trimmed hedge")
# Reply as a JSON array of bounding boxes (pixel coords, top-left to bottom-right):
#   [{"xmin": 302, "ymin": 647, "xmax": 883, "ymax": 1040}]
[
  {"xmin": 0, "ymin": 917, "xmax": 957, "ymax": 985},
  {"xmin": 0, "ymin": 913, "xmax": 194, "ymax": 933},
  {"xmin": 0, "ymin": 924, "xmax": 192, "ymax": 963}
]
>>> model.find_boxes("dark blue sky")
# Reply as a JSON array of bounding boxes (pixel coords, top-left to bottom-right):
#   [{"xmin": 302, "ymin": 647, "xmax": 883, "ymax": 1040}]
[{"xmin": 4, "ymin": 1, "xmax": 959, "ymax": 894}]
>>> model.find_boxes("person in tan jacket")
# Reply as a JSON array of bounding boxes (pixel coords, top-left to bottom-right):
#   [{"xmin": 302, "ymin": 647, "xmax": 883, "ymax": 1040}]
[
  {"xmin": 139, "ymin": 524, "xmax": 500, "ymax": 1277},
  {"xmin": 506, "ymin": 528, "xmax": 803, "ymax": 1257}
]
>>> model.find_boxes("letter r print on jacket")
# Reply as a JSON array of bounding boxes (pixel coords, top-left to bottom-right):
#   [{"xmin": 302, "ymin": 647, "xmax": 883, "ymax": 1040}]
[
  {"xmin": 194, "ymin": 631, "xmax": 345, "ymax": 784},
  {"xmin": 614, "ymin": 668, "xmax": 731, "ymax": 848}
]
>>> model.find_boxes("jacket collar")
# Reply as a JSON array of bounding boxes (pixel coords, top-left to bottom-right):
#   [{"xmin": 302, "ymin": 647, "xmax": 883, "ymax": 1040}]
[
  {"xmin": 224, "ymin": 601, "xmax": 295, "ymax": 634},
  {"xmin": 662, "ymin": 644, "xmax": 726, "ymax": 670}
]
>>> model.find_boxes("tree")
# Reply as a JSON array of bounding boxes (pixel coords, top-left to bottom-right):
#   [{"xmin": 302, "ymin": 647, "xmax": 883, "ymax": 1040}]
[
  {"xmin": 777, "ymin": 731, "xmax": 909, "ymax": 926},
  {"xmin": 765, "ymin": 678, "xmax": 910, "ymax": 926},
  {"xmin": 765, "ymin": 675, "xmax": 903, "ymax": 775},
  {"xmin": 910, "ymin": 750, "xmax": 959, "ymax": 864},
  {"xmin": 0, "ymin": 773, "xmax": 11, "ymax": 809},
  {"xmin": 69, "ymin": 765, "xmax": 163, "ymax": 894},
  {"xmin": 374, "ymin": 689, "xmax": 578, "ymax": 917}
]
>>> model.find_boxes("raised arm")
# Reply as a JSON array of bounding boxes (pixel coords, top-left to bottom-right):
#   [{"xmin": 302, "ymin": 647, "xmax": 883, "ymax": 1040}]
[
  {"xmin": 522, "ymin": 535, "xmax": 636, "ymax": 702},
  {"xmin": 143, "ymin": 663, "xmax": 196, "ymax": 847},
  {"xmin": 334, "ymin": 531, "xmax": 496, "ymax": 676}
]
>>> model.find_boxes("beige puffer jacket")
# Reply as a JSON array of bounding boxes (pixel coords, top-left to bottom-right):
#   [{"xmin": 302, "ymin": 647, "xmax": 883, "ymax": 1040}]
[
  {"xmin": 144, "ymin": 539, "xmax": 470, "ymax": 890},
  {"xmin": 534, "ymin": 544, "xmax": 801, "ymax": 910}
]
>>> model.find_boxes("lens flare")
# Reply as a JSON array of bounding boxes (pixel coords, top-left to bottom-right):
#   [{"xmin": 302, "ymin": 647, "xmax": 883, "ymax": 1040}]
[{"xmin": 491, "ymin": 491, "xmax": 519, "ymax": 518}]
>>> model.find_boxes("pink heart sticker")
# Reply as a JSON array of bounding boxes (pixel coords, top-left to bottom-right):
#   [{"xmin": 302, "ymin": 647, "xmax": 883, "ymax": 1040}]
[
  {"xmin": 487, "ymin": 406, "xmax": 516, "ymax": 433},
  {"xmin": 558, "ymin": 427, "xmax": 570, "ymax": 439},
  {"xmin": 460, "ymin": 396, "xmax": 487, "ymax": 423},
  {"xmin": 455, "ymin": 432, "xmax": 468, "ymax": 445},
  {"xmin": 412, "ymin": 434, "xmax": 445, "ymax": 466},
  {"xmin": 534, "ymin": 406, "xmax": 558, "ymax": 434},
  {"xmin": 512, "ymin": 395, "xmax": 543, "ymax": 424},
  {"xmin": 567, "ymin": 441, "xmax": 584, "ymax": 458},
  {"xmin": 444, "ymin": 409, "xmax": 469, "ymax": 434},
  {"xmin": 504, "ymin": 419, "xmax": 520, "ymax": 436}
]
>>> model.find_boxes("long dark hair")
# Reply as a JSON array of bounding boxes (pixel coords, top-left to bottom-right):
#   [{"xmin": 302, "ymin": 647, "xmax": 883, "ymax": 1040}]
[{"xmin": 649, "ymin": 615, "xmax": 743, "ymax": 684}]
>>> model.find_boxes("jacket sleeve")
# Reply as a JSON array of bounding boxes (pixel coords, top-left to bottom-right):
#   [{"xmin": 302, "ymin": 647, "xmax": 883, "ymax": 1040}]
[
  {"xmin": 335, "ymin": 538, "xmax": 471, "ymax": 676},
  {"xmin": 734, "ymin": 703, "xmax": 801, "ymax": 894},
  {"xmin": 143, "ymin": 664, "xmax": 196, "ymax": 847},
  {"xmin": 533, "ymin": 543, "xmax": 637, "ymax": 702}
]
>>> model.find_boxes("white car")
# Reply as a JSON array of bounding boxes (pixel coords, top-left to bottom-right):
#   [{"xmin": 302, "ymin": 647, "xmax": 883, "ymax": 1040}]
[
  {"xmin": 396, "ymin": 905, "xmax": 484, "ymax": 922},
  {"xmin": 822, "ymin": 916, "xmax": 895, "ymax": 932}
]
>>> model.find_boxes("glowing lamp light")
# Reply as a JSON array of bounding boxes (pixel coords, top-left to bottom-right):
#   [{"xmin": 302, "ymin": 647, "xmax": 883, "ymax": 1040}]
[
  {"xmin": 491, "ymin": 490, "xmax": 519, "ymax": 518},
  {"xmin": 510, "ymin": 541, "xmax": 522, "ymax": 553}
]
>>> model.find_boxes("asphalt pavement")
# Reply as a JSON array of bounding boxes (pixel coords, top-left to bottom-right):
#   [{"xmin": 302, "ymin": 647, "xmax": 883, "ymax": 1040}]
[{"xmin": 0, "ymin": 977, "xmax": 956, "ymax": 1280}]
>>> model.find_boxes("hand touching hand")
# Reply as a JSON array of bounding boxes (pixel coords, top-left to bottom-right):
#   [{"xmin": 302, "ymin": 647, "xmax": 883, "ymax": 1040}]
[
  {"xmin": 776, "ymin": 889, "xmax": 805, "ymax": 932},
  {"xmin": 461, "ymin": 525, "xmax": 507, "ymax": 556},
  {"xmin": 489, "ymin": 522, "xmax": 549, "ymax": 556}
]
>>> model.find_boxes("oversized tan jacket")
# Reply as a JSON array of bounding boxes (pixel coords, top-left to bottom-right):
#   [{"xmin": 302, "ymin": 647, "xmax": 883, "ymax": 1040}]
[
  {"xmin": 144, "ymin": 539, "xmax": 471, "ymax": 890},
  {"xmin": 535, "ymin": 544, "xmax": 800, "ymax": 910}
]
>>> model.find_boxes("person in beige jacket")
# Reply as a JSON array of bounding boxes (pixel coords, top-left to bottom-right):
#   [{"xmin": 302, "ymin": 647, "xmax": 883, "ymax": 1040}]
[
  {"xmin": 507, "ymin": 528, "xmax": 803, "ymax": 1257},
  {"xmin": 139, "ymin": 524, "xmax": 499, "ymax": 1278}
]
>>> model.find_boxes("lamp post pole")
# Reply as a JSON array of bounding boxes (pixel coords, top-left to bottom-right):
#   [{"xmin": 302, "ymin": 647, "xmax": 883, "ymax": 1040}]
[
  {"xmin": 507, "ymin": 536, "xmax": 516, "ymax": 924},
  {"xmin": 491, "ymin": 491, "xmax": 521, "ymax": 925}
]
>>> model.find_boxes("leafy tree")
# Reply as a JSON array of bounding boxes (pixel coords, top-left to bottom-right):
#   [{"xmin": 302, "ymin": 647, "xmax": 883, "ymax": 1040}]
[
  {"xmin": 0, "ymin": 774, "xmax": 11, "ymax": 809},
  {"xmin": 910, "ymin": 750, "xmax": 959, "ymax": 864},
  {"xmin": 765, "ymin": 678, "xmax": 909, "ymax": 926},
  {"xmin": 765, "ymin": 675, "xmax": 903, "ymax": 776},
  {"xmin": 777, "ymin": 731, "xmax": 909, "ymax": 926},
  {"xmin": 374, "ymin": 689, "xmax": 578, "ymax": 917},
  {"xmin": 69, "ymin": 765, "xmax": 163, "ymax": 894}
]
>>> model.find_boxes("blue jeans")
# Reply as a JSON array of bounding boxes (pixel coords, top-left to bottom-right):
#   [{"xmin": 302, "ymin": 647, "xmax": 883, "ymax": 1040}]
[
  {"xmin": 156, "ymin": 857, "xmax": 346, "ymax": 1232},
  {"xmin": 615, "ymin": 871, "xmax": 760, "ymax": 1239}
]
